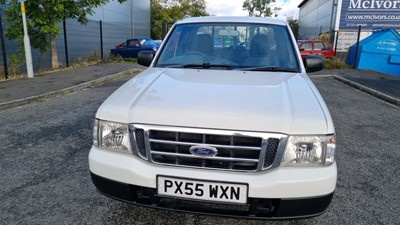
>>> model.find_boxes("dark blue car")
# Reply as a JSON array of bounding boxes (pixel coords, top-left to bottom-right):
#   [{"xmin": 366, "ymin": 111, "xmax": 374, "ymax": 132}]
[{"xmin": 110, "ymin": 37, "xmax": 159, "ymax": 58}]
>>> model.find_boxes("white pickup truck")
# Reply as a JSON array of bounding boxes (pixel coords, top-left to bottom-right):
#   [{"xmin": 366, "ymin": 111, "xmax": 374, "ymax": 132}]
[{"xmin": 89, "ymin": 16, "xmax": 336, "ymax": 219}]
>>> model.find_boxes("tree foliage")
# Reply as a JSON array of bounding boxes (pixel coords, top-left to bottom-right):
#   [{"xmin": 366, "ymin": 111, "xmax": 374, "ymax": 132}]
[
  {"xmin": 286, "ymin": 16, "xmax": 298, "ymax": 39},
  {"xmin": 242, "ymin": 0, "xmax": 280, "ymax": 17},
  {"xmin": 2, "ymin": 0, "xmax": 126, "ymax": 68},
  {"xmin": 151, "ymin": 0, "xmax": 209, "ymax": 40}
]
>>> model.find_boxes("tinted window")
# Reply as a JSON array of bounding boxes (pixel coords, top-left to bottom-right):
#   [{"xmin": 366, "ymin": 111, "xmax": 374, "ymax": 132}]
[{"xmin": 128, "ymin": 40, "xmax": 140, "ymax": 48}]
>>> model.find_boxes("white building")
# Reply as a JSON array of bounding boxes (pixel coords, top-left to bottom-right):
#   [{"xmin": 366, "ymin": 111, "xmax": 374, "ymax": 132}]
[
  {"xmin": 298, "ymin": 0, "xmax": 400, "ymax": 51},
  {"xmin": 90, "ymin": 0, "xmax": 150, "ymax": 37}
]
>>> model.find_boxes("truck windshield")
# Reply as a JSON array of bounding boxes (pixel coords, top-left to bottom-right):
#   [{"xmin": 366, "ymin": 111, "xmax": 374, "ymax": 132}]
[{"xmin": 155, "ymin": 22, "xmax": 299, "ymax": 72}]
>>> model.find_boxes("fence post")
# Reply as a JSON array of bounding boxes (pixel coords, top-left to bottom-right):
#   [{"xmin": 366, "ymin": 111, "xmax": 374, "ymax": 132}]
[
  {"xmin": 354, "ymin": 26, "xmax": 361, "ymax": 69},
  {"xmin": 334, "ymin": 31, "xmax": 339, "ymax": 57},
  {"xmin": 162, "ymin": 22, "xmax": 168, "ymax": 40},
  {"xmin": 100, "ymin": 20, "xmax": 103, "ymax": 60},
  {"xmin": 63, "ymin": 20, "xmax": 69, "ymax": 67},
  {"xmin": 0, "ymin": 13, "xmax": 8, "ymax": 79}
]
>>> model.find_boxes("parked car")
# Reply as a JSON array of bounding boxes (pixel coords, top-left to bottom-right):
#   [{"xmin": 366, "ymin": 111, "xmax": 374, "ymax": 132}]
[
  {"xmin": 110, "ymin": 37, "xmax": 159, "ymax": 58},
  {"xmin": 297, "ymin": 39, "xmax": 335, "ymax": 59},
  {"xmin": 90, "ymin": 16, "xmax": 336, "ymax": 219}
]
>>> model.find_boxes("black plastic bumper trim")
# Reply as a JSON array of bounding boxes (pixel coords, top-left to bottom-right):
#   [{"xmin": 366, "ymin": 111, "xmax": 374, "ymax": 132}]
[{"xmin": 90, "ymin": 172, "xmax": 334, "ymax": 219}]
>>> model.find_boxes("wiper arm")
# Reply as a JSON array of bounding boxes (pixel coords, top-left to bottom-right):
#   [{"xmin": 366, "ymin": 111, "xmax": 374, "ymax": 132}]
[
  {"xmin": 166, "ymin": 63, "xmax": 234, "ymax": 69},
  {"xmin": 183, "ymin": 63, "xmax": 235, "ymax": 69},
  {"xmin": 237, "ymin": 66, "xmax": 298, "ymax": 72}
]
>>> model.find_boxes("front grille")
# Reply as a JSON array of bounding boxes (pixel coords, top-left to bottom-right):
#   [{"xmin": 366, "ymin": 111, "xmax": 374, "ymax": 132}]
[
  {"xmin": 132, "ymin": 125, "xmax": 285, "ymax": 172},
  {"xmin": 134, "ymin": 129, "xmax": 146, "ymax": 158},
  {"xmin": 264, "ymin": 138, "xmax": 280, "ymax": 168}
]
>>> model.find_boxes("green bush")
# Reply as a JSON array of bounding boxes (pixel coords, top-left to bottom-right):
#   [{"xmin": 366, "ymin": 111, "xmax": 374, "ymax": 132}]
[
  {"xmin": 8, "ymin": 54, "xmax": 21, "ymax": 77},
  {"xmin": 324, "ymin": 57, "xmax": 351, "ymax": 69}
]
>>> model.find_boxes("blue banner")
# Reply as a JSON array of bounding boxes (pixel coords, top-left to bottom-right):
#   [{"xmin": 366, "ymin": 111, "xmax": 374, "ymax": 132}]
[{"xmin": 339, "ymin": 0, "xmax": 400, "ymax": 29}]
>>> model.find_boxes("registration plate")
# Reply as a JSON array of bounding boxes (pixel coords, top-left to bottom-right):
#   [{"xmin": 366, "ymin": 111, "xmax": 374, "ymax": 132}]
[{"xmin": 157, "ymin": 176, "xmax": 248, "ymax": 204}]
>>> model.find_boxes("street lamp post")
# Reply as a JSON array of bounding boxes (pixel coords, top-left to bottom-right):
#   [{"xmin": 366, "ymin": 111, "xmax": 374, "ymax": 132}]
[{"xmin": 20, "ymin": 0, "xmax": 34, "ymax": 78}]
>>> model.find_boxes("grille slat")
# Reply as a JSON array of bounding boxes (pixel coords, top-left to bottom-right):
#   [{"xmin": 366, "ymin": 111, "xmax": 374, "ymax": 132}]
[
  {"xmin": 133, "ymin": 126, "xmax": 283, "ymax": 172},
  {"xmin": 151, "ymin": 151, "xmax": 260, "ymax": 162},
  {"xmin": 149, "ymin": 139, "xmax": 261, "ymax": 150}
]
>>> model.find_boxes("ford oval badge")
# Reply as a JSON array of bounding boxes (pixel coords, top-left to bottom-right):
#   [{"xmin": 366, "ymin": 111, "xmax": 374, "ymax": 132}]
[{"xmin": 189, "ymin": 145, "xmax": 218, "ymax": 157}]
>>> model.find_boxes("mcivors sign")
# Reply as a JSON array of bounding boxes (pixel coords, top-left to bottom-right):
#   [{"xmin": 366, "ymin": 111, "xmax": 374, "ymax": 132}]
[
  {"xmin": 340, "ymin": 0, "xmax": 400, "ymax": 29},
  {"xmin": 350, "ymin": 0, "xmax": 400, "ymax": 9}
]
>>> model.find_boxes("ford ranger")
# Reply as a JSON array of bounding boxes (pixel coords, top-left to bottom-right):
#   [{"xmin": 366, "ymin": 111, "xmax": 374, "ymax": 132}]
[{"xmin": 89, "ymin": 16, "xmax": 336, "ymax": 219}]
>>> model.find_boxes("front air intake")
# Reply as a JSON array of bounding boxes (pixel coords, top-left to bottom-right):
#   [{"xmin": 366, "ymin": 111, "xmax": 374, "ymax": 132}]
[{"xmin": 131, "ymin": 125, "xmax": 286, "ymax": 172}]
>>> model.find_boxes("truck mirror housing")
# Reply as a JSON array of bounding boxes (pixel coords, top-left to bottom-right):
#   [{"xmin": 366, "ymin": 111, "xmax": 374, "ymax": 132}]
[
  {"xmin": 138, "ymin": 51, "xmax": 155, "ymax": 67},
  {"xmin": 303, "ymin": 55, "xmax": 324, "ymax": 72}
]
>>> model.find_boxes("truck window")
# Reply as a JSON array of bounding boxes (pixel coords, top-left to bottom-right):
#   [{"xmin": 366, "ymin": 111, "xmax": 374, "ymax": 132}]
[{"xmin": 155, "ymin": 22, "xmax": 299, "ymax": 71}]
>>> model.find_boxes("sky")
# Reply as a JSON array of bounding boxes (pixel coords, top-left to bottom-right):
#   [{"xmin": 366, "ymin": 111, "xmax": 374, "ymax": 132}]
[{"xmin": 205, "ymin": 0, "xmax": 302, "ymax": 20}]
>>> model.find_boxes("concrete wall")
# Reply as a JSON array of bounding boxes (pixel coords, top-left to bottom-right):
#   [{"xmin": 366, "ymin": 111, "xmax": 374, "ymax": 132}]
[
  {"xmin": 133, "ymin": 0, "xmax": 151, "ymax": 37},
  {"xmin": 90, "ymin": 0, "xmax": 150, "ymax": 37},
  {"xmin": 298, "ymin": 0, "xmax": 336, "ymax": 39}
]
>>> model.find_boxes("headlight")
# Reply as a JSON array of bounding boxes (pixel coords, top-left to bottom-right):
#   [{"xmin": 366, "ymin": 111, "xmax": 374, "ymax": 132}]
[
  {"xmin": 153, "ymin": 47, "xmax": 158, "ymax": 52},
  {"xmin": 94, "ymin": 119, "xmax": 132, "ymax": 153},
  {"xmin": 281, "ymin": 135, "xmax": 335, "ymax": 167}
]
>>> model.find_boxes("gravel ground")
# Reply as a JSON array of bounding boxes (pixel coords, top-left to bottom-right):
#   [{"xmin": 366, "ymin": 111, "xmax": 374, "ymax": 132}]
[{"xmin": 0, "ymin": 76, "xmax": 398, "ymax": 225}]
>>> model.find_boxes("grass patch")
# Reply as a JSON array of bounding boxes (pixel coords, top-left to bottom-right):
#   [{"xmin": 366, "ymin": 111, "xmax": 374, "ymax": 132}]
[
  {"xmin": 36, "ymin": 96, "xmax": 48, "ymax": 102},
  {"xmin": 62, "ymin": 89, "xmax": 72, "ymax": 96},
  {"xmin": 104, "ymin": 54, "xmax": 137, "ymax": 63}
]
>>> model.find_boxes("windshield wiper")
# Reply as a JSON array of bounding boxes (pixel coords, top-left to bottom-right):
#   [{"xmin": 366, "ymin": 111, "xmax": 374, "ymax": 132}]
[
  {"xmin": 166, "ymin": 63, "xmax": 234, "ymax": 69},
  {"xmin": 236, "ymin": 66, "xmax": 299, "ymax": 72}
]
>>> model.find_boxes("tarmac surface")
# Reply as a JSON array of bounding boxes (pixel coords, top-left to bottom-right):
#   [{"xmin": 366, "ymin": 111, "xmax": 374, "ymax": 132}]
[
  {"xmin": 0, "ymin": 62, "xmax": 145, "ymax": 110},
  {"xmin": 312, "ymin": 69, "xmax": 400, "ymax": 100},
  {"xmin": 0, "ymin": 63, "xmax": 399, "ymax": 110}
]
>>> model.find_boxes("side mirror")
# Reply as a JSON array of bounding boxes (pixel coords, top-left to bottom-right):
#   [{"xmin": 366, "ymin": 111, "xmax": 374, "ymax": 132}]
[
  {"xmin": 137, "ymin": 51, "xmax": 155, "ymax": 67},
  {"xmin": 299, "ymin": 48, "xmax": 305, "ymax": 51},
  {"xmin": 303, "ymin": 55, "xmax": 324, "ymax": 72}
]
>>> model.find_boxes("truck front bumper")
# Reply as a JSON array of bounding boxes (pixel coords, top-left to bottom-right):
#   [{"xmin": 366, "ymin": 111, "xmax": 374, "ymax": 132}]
[{"xmin": 89, "ymin": 146, "xmax": 337, "ymax": 219}]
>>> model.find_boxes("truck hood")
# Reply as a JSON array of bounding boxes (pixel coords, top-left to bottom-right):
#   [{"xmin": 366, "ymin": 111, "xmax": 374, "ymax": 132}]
[{"xmin": 96, "ymin": 68, "xmax": 329, "ymax": 134}]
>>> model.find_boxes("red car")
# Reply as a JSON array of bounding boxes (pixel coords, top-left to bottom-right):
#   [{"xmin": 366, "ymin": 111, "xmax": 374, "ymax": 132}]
[{"xmin": 297, "ymin": 40, "xmax": 335, "ymax": 59}]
